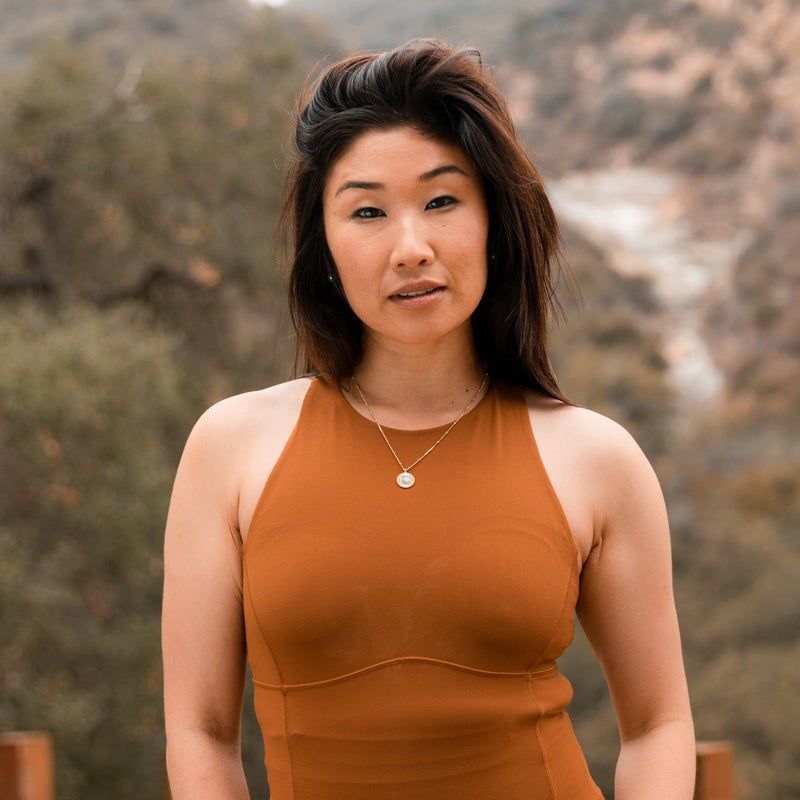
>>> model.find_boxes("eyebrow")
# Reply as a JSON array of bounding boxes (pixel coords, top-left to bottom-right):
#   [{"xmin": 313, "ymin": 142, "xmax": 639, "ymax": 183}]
[{"xmin": 333, "ymin": 164, "xmax": 470, "ymax": 197}]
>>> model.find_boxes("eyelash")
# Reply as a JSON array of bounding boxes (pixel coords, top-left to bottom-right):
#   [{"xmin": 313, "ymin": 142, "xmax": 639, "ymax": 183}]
[{"xmin": 351, "ymin": 196, "xmax": 458, "ymax": 220}]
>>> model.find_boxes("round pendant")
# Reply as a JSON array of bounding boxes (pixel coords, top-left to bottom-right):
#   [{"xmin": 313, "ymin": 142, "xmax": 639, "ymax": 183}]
[{"xmin": 396, "ymin": 471, "xmax": 415, "ymax": 489}]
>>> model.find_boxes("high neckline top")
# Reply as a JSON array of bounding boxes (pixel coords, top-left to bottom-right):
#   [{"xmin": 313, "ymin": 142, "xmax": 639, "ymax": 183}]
[
  {"xmin": 335, "ymin": 373, "xmax": 494, "ymax": 435},
  {"xmin": 241, "ymin": 374, "xmax": 603, "ymax": 800}
]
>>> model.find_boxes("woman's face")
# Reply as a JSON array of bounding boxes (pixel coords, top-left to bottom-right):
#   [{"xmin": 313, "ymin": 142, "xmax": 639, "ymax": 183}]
[{"xmin": 322, "ymin": 125, "xmax": 490, "ymax": 348}]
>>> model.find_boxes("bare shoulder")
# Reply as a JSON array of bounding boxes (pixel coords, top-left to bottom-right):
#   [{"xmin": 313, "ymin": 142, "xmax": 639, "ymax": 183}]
[
  {"xmin": 518, "ymin": 387, "xmax": 649, "ymax": 559},
  {"xmin": 519, "ymin": 387, "xmax": 644, "ymax": 465},
  {"xmin": 185, "ymin": 377, "xmax": 315, "ymax": 538},
  {"xmin": 197, "ymin": 374, "xmax": 316, "ymax": 468},
  {"xmin": 200, "ymin": 376, "xmax": 315, "ymax": 428},
  {"xmin": 202, "ymin": 377, "xmax": 317, "ymax": 546},
  {"xmin": 541, "ymin": 396, "xmax": 660, "ymax": 504}
]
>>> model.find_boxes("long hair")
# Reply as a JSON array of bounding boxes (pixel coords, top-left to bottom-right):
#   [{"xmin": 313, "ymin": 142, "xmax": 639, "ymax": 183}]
[{"xmin": 276, "ymin": 37, "xmax": 580, "ymax": 405}]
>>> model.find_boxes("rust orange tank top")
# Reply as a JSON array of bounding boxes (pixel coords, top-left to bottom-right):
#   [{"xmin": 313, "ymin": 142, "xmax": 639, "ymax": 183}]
[{"xmin": 242, "ymin": 374, "xmax": 604, "ymax": 799}]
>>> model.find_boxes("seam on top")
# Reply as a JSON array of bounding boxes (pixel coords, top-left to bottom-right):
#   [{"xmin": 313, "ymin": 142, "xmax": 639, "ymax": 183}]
[
  {"xmin": 527, "ymin": 676, "xmax": 558, "ymax": 800},
  {"xmin": 531, "ymin": 553, "xmax": 579, "ymax": 671},
  {"xmin": 243, "ymin": 558, "xmax": 285, "ymax": 687},
  {"xmin": 513, "ymin": 384, "xmax": 583, "ymax": 579},
  {"xmin": 241, "ymin": 378, "xmax": 316, "ymax": 560},
  {"xmin": 244, "ymin": 560, "xmax": 295, "ymax": 797},
  {"xmin": 282, "ymin": 688, "xmax": 297, "ymax": 800},
  {"xmin": 511, "ymin": 382, "xmax": 581, "ymax": 671},
  {"xmin": 252, "ymin": 655, "xmax": 558, "ymax": 691}
]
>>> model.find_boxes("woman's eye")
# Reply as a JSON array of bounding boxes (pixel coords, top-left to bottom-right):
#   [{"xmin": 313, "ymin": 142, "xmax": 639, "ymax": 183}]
[
  {"xmin": 427, "ymin": 195, "xmax": 458, "ymax": 210},
  {"xmin": 352, "ymin": 207, "xmax": 383, "ymax": 219},
  {"xmin": 351, "ymin": 196, "xmax": 458, "ymax": 220}
]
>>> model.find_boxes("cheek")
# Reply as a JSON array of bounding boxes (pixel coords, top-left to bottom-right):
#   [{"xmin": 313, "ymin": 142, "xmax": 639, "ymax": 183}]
[
  {"xmin": 323, "ymin": 210, "xmax": 357, "ymax": 262},
  {"xmin": 327, "ymin": 248, "xmax": 380, "ymax": 311},
  {"xmin": 324, "ymin": 222, "xmax": 348, "ymax": 265},
  {"xmin": 450, "ymin": 241, "xmax": 488, "ymax": 290},
  {"xmin": 445, "ymin": 214, "xmax": 488, "ymax": 273},
  {"xmin": 325, "ymin": 226, "xmax": 371, "ymax": 280}
]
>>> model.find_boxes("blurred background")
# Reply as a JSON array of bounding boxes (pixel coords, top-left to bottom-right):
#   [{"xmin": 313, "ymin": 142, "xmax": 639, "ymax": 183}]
[{"xmin": 0, "ymin": 0, "xmax": 798, "ymax": 798}]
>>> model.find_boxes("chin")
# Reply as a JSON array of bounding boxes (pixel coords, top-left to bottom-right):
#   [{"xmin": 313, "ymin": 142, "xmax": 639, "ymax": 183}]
[{"xmin": 369, "ymin": 317, "xmax": 476, "ymax": 346}]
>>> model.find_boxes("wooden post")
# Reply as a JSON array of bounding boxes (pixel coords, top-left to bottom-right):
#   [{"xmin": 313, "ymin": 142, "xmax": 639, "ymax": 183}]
[
  {"xmin": 0, "ymin": 731, "xmax": 54, "ymax": 800},
  {"xmin": 695, "ymin": 740, "xmax": 735, "ymax": 800}
]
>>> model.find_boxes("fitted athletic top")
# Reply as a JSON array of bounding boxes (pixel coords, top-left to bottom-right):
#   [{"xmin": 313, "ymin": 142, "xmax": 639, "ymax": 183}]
[{"xmin": 242, "ymin": 374, "xmax": 604, "ymax": 799}]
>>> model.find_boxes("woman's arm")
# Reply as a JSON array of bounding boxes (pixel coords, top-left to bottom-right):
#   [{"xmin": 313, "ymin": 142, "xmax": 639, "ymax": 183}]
[
  {"xmin": 576, "ymin": 414, "xmax": 695, "ymax": 800},
  {"xmin": 161, "ymin": 400, "xmax": 250, "ymax": 800}
]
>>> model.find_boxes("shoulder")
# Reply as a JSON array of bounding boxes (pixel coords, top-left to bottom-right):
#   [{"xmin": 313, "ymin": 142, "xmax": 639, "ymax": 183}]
[
  {"xmin": 518, "ymin": 387, "xmax": 656, "ymax": 532},
  {"xmin": 193, "ymin": 376, "xmax": 315, "ymax": 436},
  {"xmin": 555, "ymin": 402, "xmax": 663, "ymax": 535},
  {"xmin": 182, "ymin": 377, "xmax": 316, "ymax": 483},
  {"xmin": 518, "ymin": 386, "xmax": 638, "ymax": 455},
  {"xmin": 178, "ymin": 378, "xmax": 316, "ymax": 530},
  {"xmin": 520, "ymin": 386, "xmax": 646, "ymax": 459}
]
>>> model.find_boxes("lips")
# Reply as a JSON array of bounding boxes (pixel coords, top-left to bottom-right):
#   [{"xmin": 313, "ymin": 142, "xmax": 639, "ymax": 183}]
[
  {"xmin": 389, "ymin": 281, "xmax": 446, "ymax": 298},
  {"xmin": 391, "ymin": 286, "xmax": 441, "ymax": 298},
  {"xmin": 389, "ymin": 286, "xmax": 447, "ymax": 307}
]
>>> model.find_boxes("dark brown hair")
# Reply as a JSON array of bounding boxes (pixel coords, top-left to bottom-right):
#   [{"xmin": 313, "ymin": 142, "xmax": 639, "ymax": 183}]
[{"xmin": 276, "ymin": 37, "xmax": 579, "ymax": 405}]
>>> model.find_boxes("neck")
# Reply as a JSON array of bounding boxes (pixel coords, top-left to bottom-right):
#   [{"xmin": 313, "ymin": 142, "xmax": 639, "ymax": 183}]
[{"xmin": 342, "ymin": 337, "xmax": 488, "ymax": 426}]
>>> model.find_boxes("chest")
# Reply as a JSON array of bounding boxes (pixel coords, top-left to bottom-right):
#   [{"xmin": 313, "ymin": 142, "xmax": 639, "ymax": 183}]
[
  {"xmin": 236, "ymin": 391, "xmax": 596, "ymax": 571},
  {"xmin": 242, "ymin": 448, "xmax": 581, "ymax": 681}
]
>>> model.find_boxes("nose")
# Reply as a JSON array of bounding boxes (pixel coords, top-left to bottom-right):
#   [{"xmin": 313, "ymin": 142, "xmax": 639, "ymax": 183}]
[{"xmin": 389, "ymin": 213, "xmax": 435, "ymax": 270}]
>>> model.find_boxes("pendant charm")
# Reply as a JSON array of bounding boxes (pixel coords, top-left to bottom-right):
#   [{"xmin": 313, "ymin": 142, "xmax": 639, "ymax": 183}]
[{"xmin": 396, "ymin": 471, "xmax": 415, "ymax": 489}]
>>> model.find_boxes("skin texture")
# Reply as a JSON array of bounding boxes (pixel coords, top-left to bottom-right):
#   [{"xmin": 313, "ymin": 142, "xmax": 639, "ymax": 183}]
[{"xmin": 161, "ymin": 124, "xmax": 696, "ymax": 799}]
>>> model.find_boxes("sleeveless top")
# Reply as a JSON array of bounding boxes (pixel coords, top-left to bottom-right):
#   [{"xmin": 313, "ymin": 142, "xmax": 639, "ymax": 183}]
[{"xmin": 242, "ymin": 374, "xmax": 605, "ymax": 800}]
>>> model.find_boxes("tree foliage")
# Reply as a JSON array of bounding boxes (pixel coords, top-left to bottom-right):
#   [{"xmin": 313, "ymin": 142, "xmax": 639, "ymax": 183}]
[{"xmin": 0, "ymin": 299, "xmax": 192, "ymax": 798}]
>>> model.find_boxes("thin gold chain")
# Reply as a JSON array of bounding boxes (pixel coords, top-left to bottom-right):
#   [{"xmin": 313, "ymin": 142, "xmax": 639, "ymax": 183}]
[{"xmin": 346, "ymin": 371, "xmax": 490, "ymax": 474}]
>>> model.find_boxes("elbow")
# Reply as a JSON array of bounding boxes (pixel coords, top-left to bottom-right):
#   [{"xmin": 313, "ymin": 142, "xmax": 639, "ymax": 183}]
[
  {"xmin": 166, "ymin": 719, "xmax": 241, "ymax": 752},
  {"xmin": 620, "ymin": 714, "xmax": 695, "ymax": 745}
]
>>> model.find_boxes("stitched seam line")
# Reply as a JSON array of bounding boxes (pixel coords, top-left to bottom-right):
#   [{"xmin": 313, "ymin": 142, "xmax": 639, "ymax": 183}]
[
  {"xmin": 282, "ymin": 688, "xmax": 297, "ymax": 800},
  {"xmin": 531, "ymin": 553, "xmax": 578, "ymax": 672},
  {"xmin": 527, "ymin": 677, "xmax": 558, "ymax": 800},
  {"xmin": 251, "ymin": 656, "xmax": 557, "ymax": 691},
  {"xmin": 514, "ymin": 384, "xmax": 582, "ymax": 579},
  {"xmin": 245, "ymin": 562, "xmax": 295, "ymax": 797},
  {"xmin": 241, "ymin": 377, "xmax": 316, "ymax": 561},
  {"xmin": 244, "ymin": 560, "xmax": 285, "ymax": 686}
]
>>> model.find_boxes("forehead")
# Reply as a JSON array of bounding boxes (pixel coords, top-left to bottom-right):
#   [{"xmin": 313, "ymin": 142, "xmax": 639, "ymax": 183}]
[{"xmin": 327, "ymin": 126, "xmax": 473, "ymax": 184}]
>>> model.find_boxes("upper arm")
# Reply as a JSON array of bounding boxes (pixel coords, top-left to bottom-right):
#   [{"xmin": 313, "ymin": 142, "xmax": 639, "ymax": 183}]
[
  {"xmin": 161, "ymin": 399, "xmax": 247, "ymax": 746},
  {"xmin": 575, "ymin": 414, "xmax": 694, "ymax": 743}
]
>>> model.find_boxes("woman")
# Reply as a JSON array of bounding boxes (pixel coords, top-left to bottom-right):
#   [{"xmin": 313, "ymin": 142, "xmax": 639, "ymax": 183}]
[{"xmin": 162, "ymin": 38, "xmax": 696, "ymax": 799}]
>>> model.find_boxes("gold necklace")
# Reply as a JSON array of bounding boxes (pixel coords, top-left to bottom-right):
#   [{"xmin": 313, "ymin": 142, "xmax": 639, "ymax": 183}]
[{"xmin": 347, "ymin": 370, "xmax": 490, "ymax": 489}]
